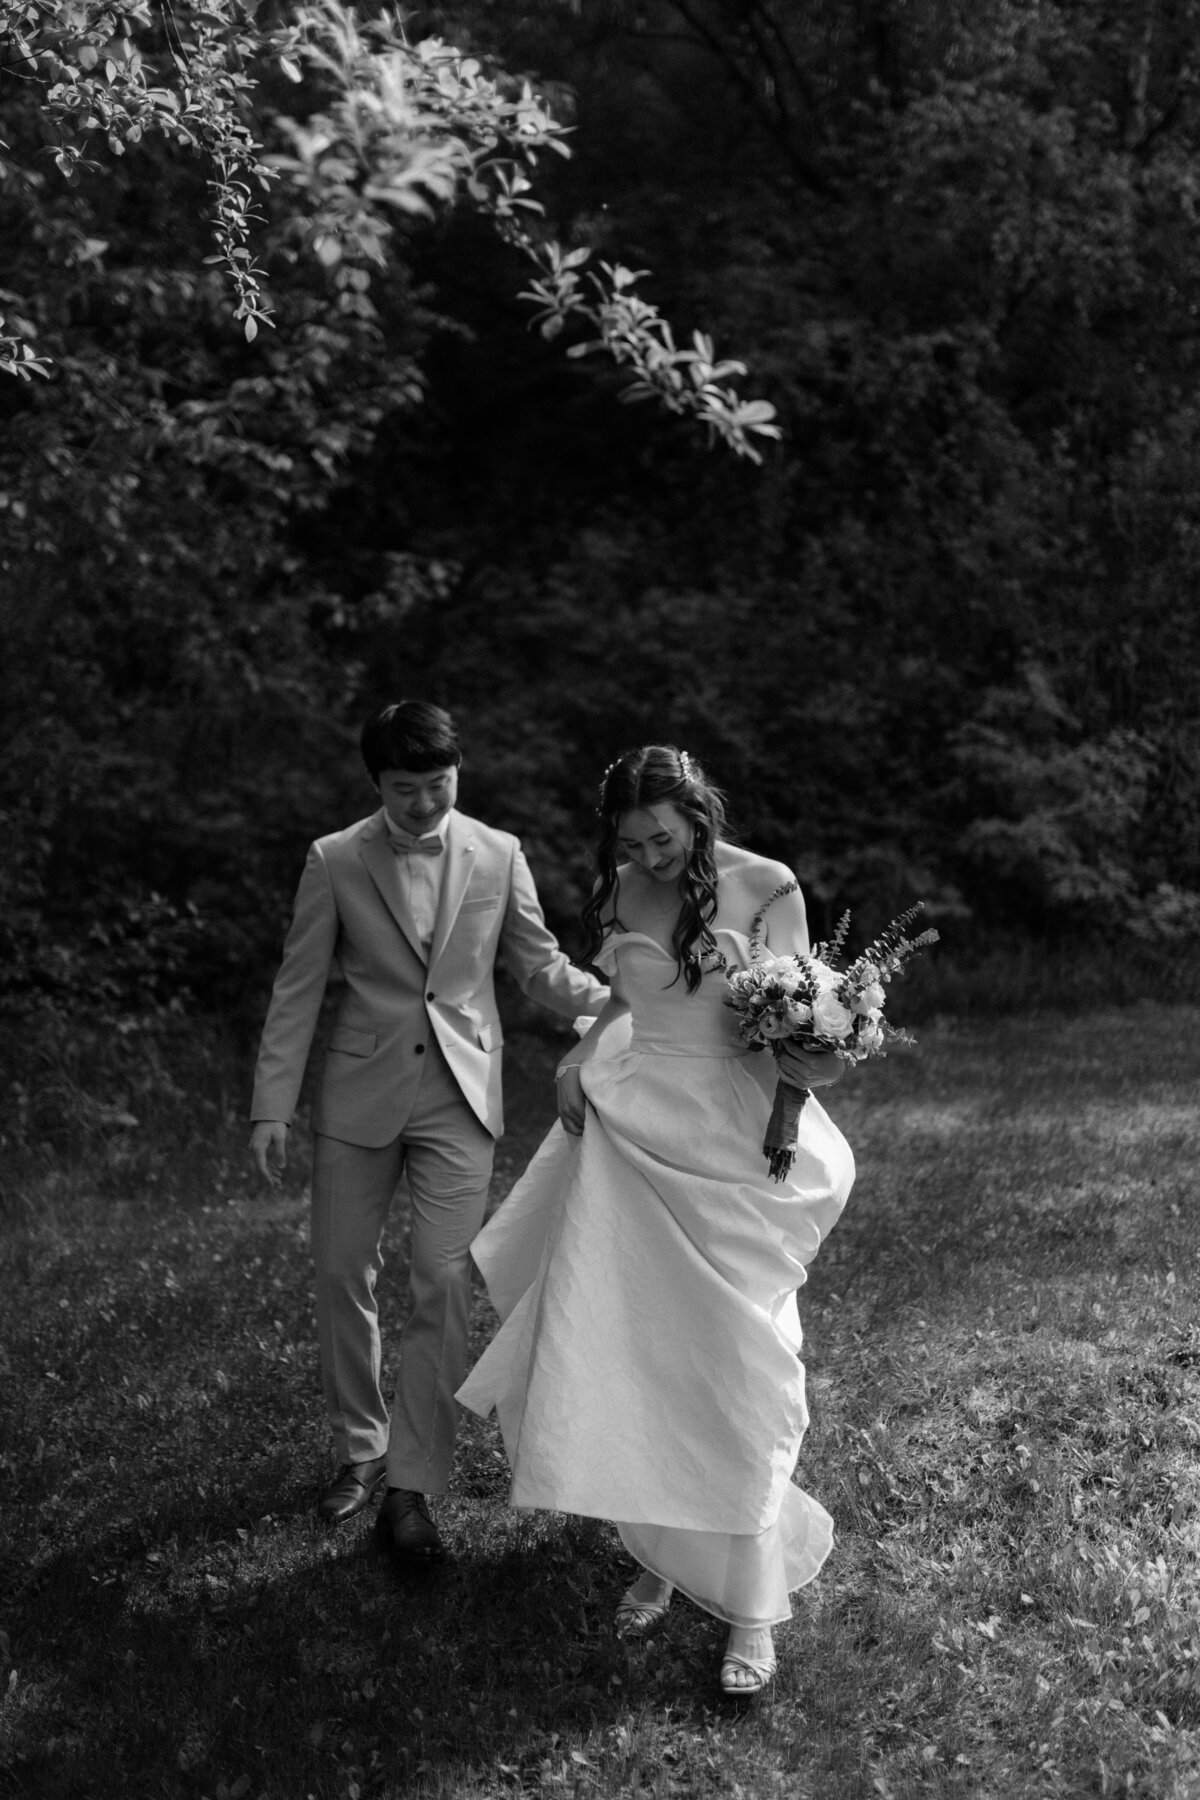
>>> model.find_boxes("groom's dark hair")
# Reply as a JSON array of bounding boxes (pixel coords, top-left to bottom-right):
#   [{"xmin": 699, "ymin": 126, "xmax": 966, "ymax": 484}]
[{"xmin": 361, "ymin": 701, "xmax": 462, "ymax": 780}]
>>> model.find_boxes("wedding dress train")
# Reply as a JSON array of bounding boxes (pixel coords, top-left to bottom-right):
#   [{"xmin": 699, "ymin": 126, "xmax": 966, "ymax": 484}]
[{"xmin": 457, "ymin": 927, "xmax": 855, "ymax": 1626}]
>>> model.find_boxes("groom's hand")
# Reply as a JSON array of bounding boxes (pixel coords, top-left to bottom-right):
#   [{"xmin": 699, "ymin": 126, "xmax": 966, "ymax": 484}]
[
  {"xmin": 555, "ymin": 1065, "xmax": 588, "ymax": 1136},
  {"xmin": 250, "ymin": 1120, "xmax": 289, "ymax": 1186},
  {"xmin": 777, "ymin": 1043, "xmax": 845, "ymax": 1091}
]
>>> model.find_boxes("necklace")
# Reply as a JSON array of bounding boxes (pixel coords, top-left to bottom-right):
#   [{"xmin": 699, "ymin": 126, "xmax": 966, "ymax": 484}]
[
  {"xmin": 645, "ymin": 883, "xmax": 680, "ymax": 918},
  {"xmin": 635, "ymin": 875, "xmax": 726, "ymax": 974},
  {"xmin": 637, "ymin": 874, "xmax": 682, "ymax": 923}
]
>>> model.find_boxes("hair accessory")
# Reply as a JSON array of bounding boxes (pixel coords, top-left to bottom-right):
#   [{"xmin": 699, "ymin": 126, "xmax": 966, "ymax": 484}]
[
  {"xmin": 678, "ymin": 749, "xmax": 694, "ymax": 782},
  {"xmin": 598, "ymin": 757, "xmax": 620, "ymax": 801}
]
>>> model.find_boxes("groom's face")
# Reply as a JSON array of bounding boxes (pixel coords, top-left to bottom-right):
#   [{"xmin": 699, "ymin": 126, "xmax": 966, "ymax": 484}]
[{"xmin": 377, "ymin": 764, "xmax": 459, "ymax": 837}]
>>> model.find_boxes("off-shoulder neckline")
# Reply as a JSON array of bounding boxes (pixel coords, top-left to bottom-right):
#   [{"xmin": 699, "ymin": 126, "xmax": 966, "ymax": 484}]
[{"xmin": 597, "ymin": 925, "xmax": 752, "ymax": 960}]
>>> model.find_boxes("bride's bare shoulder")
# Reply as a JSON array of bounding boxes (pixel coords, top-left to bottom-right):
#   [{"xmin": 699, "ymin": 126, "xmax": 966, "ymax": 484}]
[{"xmin": 716, "ymin": 842, "xmax": 798, "ymax": 900}]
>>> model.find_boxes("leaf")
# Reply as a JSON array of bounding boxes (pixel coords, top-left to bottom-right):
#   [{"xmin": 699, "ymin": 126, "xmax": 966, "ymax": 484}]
[
  {"xmin": 731, "ymin": 401, "xmax": 777, "ymax": 426},
  {"xmin": 244, "ymin": 317, "xmax": 258, "ymax": 342}
]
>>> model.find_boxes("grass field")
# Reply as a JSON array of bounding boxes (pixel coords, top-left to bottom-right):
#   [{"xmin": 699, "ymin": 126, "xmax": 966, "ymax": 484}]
[{"xmin": 2, "ymin": 1004, "xmax": 1200, "ymax": 1799}]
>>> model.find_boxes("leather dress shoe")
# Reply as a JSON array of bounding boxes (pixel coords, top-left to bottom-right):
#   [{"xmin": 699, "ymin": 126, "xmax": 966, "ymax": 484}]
[
  {"xmin": 316, "ymin": 1456, "xmax": 388, "ymax": 1524},
  {"xmin": 376, "ymin": 1487, "xmax": 445, "ymax": 1560}
]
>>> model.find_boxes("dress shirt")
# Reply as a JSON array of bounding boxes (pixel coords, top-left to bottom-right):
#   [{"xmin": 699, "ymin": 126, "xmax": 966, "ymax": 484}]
[{"xmin": 383, "ymin": 809, "xmax": 451, "ymax": 952}]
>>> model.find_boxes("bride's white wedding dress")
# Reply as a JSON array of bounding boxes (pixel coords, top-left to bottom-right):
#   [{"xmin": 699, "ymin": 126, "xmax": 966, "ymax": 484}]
[{"xmin": 456, "ymin": 925, "xmax": 855, "ymax": 1627}]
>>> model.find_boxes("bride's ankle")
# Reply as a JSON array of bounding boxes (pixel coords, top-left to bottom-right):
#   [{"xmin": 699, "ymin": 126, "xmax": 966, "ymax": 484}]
[
  {"xmin": 725, "ymin": 1624, "xmax": 774, "ymax": 1662},
  {"xmin": 629, "ymin": 1571, "xmax": 673, "ymax": 1604}
]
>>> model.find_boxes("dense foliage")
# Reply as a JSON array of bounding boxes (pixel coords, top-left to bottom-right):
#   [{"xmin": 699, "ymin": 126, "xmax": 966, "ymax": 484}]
[{"xmin": 2, "ymin": 0, "xmax": 1198, "ymax": 1052}]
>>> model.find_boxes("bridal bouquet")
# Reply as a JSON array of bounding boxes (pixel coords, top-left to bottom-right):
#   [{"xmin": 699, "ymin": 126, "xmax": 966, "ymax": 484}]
[{"xmin": 725, "ymin": 896, "xmax": 940, "ymax": 1180}]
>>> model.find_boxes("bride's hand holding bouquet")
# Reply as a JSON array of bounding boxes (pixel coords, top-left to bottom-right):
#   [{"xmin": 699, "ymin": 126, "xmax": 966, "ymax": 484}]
[
  {"xmin": 725, "ymin": 893, "xmax": 940, "ymax": 1180},
  {"xmin": 775, "ymin": 1039, "xmax": 847, "ymax": 1093}
]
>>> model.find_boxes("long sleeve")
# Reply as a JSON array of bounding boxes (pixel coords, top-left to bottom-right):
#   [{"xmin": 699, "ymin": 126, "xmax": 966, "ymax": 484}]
[
  {"xmin": 499, "ymin": 843, "xmax": 606, "ymax": 1018},
  {"xmin": 250, "ymin": 844, "xmax": 340, "ymax": 1123}
]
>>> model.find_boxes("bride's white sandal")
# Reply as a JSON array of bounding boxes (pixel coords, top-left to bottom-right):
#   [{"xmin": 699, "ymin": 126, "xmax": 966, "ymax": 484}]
[
  {"xmin": 615, "ymin": 1575, "xmax": 673, "ymax": 1639},
  {"xmin": 720, "ymin": 1627, "xmax": 776, "ymax": 1698}
]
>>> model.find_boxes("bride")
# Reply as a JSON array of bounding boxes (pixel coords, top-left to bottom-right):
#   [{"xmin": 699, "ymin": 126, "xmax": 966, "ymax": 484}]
[{"xmin": 457, "ymin": 745, "xmax": 855, "ymax": 1697}]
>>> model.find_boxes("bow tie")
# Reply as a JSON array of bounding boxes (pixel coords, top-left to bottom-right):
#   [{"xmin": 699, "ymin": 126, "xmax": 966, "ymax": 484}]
[{"xmin": 391, "ymin": 833, "xmax": 444, "ymax": 857}]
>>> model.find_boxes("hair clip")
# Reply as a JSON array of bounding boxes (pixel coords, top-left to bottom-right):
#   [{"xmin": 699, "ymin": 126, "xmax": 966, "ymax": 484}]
[
  {"xmin": 678, "ymin": 749, "xmax": 694, "ymax": 782},
  {"xmin": 598, "ymin": 757, "xmax": 620, "ymax": 800}
]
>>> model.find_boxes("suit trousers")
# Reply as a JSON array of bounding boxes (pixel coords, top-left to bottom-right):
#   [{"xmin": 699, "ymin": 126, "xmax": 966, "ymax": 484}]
[{"xmin": 310, "ymin": 1038, "xmax": 495, "ymax": 1492}]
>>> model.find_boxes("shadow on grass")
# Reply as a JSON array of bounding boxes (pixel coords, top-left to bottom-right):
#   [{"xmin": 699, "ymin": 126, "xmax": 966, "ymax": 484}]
[{"xmin": 5, "ymin": 1490, "xmax": 741, "ymax": 1800}]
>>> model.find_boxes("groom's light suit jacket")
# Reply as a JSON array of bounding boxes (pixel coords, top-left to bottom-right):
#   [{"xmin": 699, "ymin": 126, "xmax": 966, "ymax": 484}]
[{"xmin": 251, "ymin": 808, "xmax": 603, "ymax": 1146}]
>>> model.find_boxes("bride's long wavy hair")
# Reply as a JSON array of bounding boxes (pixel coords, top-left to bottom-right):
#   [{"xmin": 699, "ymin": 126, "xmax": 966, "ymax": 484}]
[{"xmin": 582, "ymin": 745, "xmax": 729, "ymax": 993}]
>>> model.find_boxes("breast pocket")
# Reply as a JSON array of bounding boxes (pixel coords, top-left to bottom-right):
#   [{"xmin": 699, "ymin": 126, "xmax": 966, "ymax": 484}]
[{"xmin": 456, "ymin": 897, "xmax": 503, "ymax": 947}]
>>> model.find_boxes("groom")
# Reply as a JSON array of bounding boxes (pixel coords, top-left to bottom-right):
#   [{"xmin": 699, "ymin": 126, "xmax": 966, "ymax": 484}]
[{"xmin": 250, "ymin": 700, "xmax": 605, "ymax": 1558}]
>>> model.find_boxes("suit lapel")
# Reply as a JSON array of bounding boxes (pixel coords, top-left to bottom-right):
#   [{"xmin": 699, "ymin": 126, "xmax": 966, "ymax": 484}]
[
  {"xmin": 429, "ymin": 811, "xmax": 476, "ymax": 970},
  {"xmin": 359, "ymin": 812, "xmax": 426, "ymax": 964}
]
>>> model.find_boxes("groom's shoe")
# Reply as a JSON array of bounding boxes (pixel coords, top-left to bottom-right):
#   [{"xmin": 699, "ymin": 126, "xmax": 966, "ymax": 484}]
[
  {"xmin": 316, "ymin": 1456, "xmax": 388, "ymax": 1524},
  {"xmin": 376, "ymin": 1487, "xmax": 445, "ymax": 1560}
]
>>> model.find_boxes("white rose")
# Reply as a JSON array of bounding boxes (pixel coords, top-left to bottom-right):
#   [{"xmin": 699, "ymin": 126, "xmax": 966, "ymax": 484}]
[
  {"xmin": 810, "ymin": 958, "xmax": 840, "ymax": 992},
  {"xmin": 785, "ymin": 999, "xmax": 813, "ymax": 1028},
  {"xmin": 759, "ymin": 957, "xmax": 803, "ymax": 995},
  {"xmin": 853, "ymin": 981, "xmax": 886, "ymax": 1016},
  {"xmin": 811, "ymin": 991, "xmax": 853, "ymax": 1037}
]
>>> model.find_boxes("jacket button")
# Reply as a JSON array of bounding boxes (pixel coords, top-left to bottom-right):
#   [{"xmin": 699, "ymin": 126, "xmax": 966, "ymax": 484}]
[
  {"xmin": 414, "ymin": 1044, "xmax": 425, "ymax": 1055},
  {"xmin": 426, "ymin": 992, "xmax": 436, "ymax": 1002}
]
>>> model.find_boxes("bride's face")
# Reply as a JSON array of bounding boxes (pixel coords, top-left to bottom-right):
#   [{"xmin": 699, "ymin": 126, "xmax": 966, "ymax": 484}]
[{"xmin": 616, "ymin": 805, "xmax": 695, "ymax": 883}]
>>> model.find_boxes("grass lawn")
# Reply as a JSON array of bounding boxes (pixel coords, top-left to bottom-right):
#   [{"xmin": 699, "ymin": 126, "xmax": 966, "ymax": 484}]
[{"xmin": 2, "ymin": 1005, "xmax": 1200, "ymax": 1799}]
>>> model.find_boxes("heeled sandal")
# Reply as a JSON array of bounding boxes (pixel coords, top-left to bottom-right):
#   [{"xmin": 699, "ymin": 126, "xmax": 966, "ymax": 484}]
[
  {"xmin": 719, "ymin": 1650, "xmax": 777, "ymax": 1698},
  {"xmin": 614, "ymin": 1585, "xmax": 672, "ymax": 1639}
]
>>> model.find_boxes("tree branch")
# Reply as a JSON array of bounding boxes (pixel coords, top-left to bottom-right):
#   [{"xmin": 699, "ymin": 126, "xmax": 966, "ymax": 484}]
[{"xmin": 665, "ymin": 0, "xmax": 834, "ymax": 195}]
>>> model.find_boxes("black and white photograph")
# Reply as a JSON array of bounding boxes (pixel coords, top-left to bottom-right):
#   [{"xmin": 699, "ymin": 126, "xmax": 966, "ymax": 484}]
[{"xmin": 2, "ymin": 3, "xmax": 1199, "ymax": 1796}]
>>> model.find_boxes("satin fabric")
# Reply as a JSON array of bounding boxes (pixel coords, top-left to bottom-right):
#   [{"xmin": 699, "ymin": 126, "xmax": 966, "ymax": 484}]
[{"xmin": 458, "ymin": 927, "xmax": 854, "ymax": 1626}]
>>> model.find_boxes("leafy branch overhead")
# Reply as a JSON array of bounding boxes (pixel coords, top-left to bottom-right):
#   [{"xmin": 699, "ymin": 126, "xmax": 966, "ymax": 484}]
[
  {"xmin": 0, "ymin": 0, "xmax": 781, "ymax": 457},
  {"xmin": 521, "ymin": 250, "xmax": 783, "ymax": 461},
  {"xmin": 0, "ymin": 0, "xmax": 274, "ymax": 355},
  {"xmin": 275, "ymin": 2, "xmax": 782, "ymax": 461}
]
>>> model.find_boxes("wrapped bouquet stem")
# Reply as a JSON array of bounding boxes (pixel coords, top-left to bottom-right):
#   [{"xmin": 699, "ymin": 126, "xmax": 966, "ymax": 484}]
[
  {"xmin": 762, "ymin": 1065, "xmax": 812, "ymax": 1183},
  {"xmin": 725, "ymin": 891, "xmax": 940, "ymax": 1181}
]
